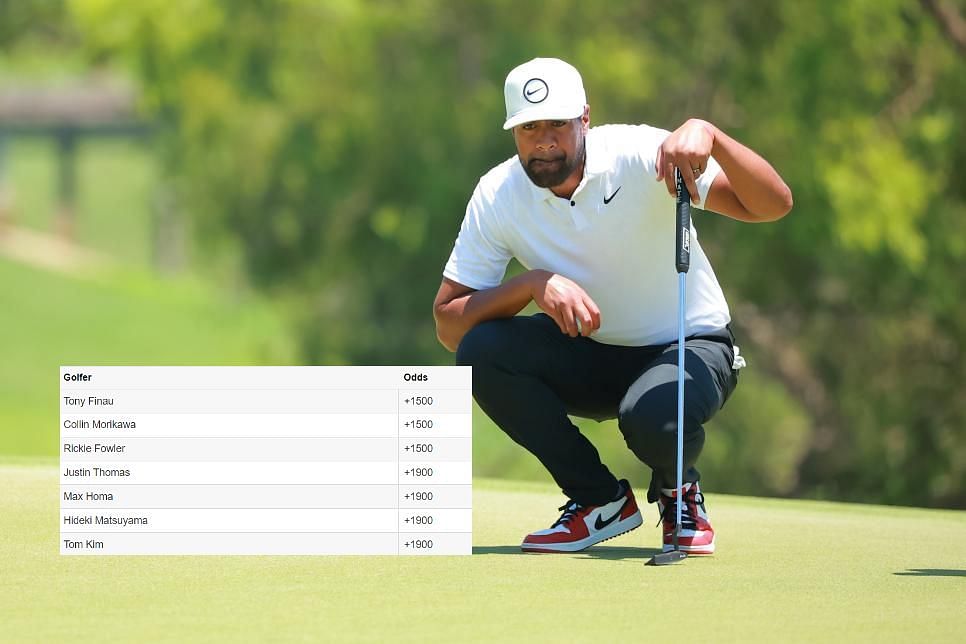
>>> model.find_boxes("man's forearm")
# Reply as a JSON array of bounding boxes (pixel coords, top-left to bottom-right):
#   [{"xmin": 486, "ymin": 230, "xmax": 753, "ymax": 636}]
[
  {"xmin": 706, "ymin": 122, "xmax": 793, "ymax": 220},
  {"xmin": 434, "ymin": 271, "xmax": 541, "ymax": 352}
]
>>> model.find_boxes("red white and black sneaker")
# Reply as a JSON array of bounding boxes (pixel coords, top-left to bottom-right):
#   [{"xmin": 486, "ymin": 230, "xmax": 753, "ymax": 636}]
[
  {"xmin": 657, "ymin": 481, "xmax": 715, "ymax": 555},
  {"xmin": 521, "ymin": 479, "xmax": 643, "ymax": 553}
]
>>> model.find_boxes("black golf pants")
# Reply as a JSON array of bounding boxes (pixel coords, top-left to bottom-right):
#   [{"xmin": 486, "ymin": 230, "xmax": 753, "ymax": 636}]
[{"xmin": 456, "ymin": 313, "xmax": 739, "ymax": 506}]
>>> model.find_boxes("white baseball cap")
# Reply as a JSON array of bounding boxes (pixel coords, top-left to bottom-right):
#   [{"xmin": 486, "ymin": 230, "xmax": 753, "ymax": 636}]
[{"xmin": 502, "ymin": 58, "xmax": 587, "ymax": 130}]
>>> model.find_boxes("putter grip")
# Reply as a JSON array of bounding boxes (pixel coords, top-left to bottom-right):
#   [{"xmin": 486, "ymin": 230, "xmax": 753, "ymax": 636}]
[{"xmin": 675, "ymin": 169, "xmax": 691, "ymax": 274}]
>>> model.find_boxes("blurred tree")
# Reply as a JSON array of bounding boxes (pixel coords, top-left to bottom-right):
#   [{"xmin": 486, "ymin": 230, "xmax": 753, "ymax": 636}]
[
  {"xmin": 69, "ymin": 0, "xmax": 965, "ymax": 507},
  {"xmin": 0, "ymin": 0, "xmax": 67, "ymax": 49}
]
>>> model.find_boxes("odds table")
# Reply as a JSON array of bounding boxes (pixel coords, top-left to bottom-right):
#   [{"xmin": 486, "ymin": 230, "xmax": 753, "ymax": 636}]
[{"xmin": 59, "ymin": 366, "xmax": 472, "ymax": 555}]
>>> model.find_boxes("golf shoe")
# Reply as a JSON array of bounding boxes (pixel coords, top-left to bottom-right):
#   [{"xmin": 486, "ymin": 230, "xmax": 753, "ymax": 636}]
[
  {"xmin": 521, "ymin": 479, "xmax": 643, "ymax": 553},
  {"xmin": 657, "ymin": 481, "xmax": 715, "ymax": 554}
]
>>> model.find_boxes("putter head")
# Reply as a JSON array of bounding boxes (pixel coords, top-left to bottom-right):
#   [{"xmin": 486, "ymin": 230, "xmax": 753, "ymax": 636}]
[{"xmin": 647, "ymin": 550, "xmax": 687, "ymax": 566}]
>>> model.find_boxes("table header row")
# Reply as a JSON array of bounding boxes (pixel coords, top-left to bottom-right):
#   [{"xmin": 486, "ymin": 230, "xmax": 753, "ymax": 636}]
[{"xmin": 61, "ymin": 366, "xmax": 471, "ymax": 388}]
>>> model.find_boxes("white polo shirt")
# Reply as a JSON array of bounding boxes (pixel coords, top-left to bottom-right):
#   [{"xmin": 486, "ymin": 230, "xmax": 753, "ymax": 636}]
[{"xmin": 443, "ymin": 123, "xmax": 731, "ymax": 347}]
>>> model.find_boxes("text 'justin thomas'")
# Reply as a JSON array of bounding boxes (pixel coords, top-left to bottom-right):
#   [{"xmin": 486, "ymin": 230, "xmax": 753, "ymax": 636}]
[{"xmin": 63, "ymin": 466, "xmax": 131, "ymax": 477}]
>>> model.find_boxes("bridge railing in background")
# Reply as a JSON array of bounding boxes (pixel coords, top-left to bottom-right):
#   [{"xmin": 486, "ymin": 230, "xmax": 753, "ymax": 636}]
[{"xmin": 0, "ymin": 78, "xmax": 182, "ymax": 270}]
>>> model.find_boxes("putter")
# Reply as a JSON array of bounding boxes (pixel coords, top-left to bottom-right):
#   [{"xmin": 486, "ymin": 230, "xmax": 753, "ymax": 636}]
[{"xmin": 647, "ymin": 168, "xmax": 691, "ymax": 566}]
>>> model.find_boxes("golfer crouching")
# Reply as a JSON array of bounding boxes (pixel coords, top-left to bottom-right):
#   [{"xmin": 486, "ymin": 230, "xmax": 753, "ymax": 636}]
[{"xmin": 434, "ymin": 58, "xmax": 792, "ymax": 554}]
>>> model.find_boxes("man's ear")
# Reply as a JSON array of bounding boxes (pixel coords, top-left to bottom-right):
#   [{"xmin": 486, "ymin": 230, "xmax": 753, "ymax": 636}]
[{"xmin": 581, "ymin": 104, "xmax": 591, "ymax": 131}]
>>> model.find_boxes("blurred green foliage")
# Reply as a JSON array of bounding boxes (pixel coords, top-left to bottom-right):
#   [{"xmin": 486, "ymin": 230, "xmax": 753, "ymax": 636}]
[
  {"xmin": 0, "ymin": 257, "xmax": 296, "ymax": 456},
  {"xmin": 2, "ymin": 0, "xmax": 963, "ymax": 506}
]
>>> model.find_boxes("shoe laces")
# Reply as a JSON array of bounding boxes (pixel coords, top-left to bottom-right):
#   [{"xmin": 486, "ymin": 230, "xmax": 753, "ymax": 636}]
[
  {"xmin": 656, "ymin": 489, "xmax": 703, "ymax": 530},
  {"xmin": 551, "ymin": 501, "xmax": 585, "ymax": 528}
]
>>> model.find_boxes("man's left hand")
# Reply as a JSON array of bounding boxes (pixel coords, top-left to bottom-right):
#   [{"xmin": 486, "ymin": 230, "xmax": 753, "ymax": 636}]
[{"xmin": 655, "ymin": 119, "xmax": 716, "ymax": 204}]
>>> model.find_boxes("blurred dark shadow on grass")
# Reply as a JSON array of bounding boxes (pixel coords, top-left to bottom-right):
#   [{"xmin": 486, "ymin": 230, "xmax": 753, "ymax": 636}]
[
  {"xmin": 893, "ymin": 569, "xmax": 966, "ymax": 577},
  {"xmin": 473, "ymin": 545, "xmax": 662, "ymax": 559}
]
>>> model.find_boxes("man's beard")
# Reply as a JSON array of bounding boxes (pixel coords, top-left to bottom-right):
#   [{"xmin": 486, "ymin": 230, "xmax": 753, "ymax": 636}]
[{"xmin": 521, "ymin": 136, "xmax": 586, "ymax": 189}]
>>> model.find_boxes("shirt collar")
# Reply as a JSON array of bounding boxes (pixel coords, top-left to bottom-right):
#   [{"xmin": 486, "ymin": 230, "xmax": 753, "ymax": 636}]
[{"xmin": 583, "ymin": 127, "xmax": 608, "ymax": 177}]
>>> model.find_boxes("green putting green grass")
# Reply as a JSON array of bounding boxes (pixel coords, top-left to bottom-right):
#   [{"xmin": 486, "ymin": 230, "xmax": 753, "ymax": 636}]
[{"xmin": 2, "ymin": 465, "xmax": 964, "ymax": 643}]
